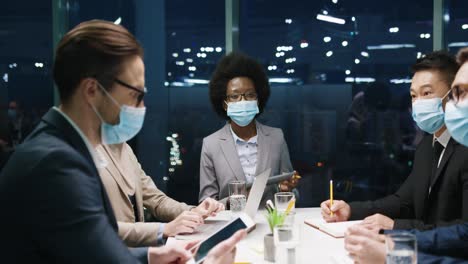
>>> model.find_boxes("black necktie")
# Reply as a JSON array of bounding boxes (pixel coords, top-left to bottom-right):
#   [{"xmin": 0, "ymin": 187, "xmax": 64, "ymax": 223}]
[{"xmin": 431, "ymin": 141, "xmax": 444, "ymax": 182}]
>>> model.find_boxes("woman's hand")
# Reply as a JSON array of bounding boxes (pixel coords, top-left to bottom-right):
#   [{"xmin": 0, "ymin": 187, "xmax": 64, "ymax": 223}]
[{"xmin": 278, "ymin": 171, "xmax": 301, "ymax": 192}]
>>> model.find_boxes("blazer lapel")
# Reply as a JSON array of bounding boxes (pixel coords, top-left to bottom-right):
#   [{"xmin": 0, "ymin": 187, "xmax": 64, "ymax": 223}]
[
  {"xmin": 414, "ymin": 136, "xmax": 434, "ymax": 218},
  {"xmin": 255, "ymin": 122, "xmax": 272, "ymax": 176},
  {"xmin": 101, "ymin": 145, "xmax": 135, "ymax": 199},
  {"xmin": 219, "ymin": 124, "xmax": 246, "ymax": 181},
  {"xmin": 430, "ymin": 138, "xmax": 456, "ymax": 191}
]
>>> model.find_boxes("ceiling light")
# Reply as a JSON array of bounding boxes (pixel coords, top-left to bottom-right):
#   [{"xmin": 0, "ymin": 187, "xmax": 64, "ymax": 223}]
[{"xmin": 316, "ymin": 14, "xmax": 345, "ymax": 25}]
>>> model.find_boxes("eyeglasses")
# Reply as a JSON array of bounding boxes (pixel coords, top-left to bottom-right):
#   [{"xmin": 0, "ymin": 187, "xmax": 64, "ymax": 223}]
[
  {"xmin": 226, "ymin": 92, "xmax": 258, "ymax": 102},
  {"xmin": 114, "ymin": 78, "xmax": 147, "ymax": 106},
  {"xmin": 448, "ymin": 85, "xmax": 467, "ymax": 103}
]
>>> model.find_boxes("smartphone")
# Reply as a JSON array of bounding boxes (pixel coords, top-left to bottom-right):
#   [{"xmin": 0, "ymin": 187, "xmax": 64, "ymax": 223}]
[{"xmin": 189, "ymin": 212, "xmax": 255, "ymax": 264}]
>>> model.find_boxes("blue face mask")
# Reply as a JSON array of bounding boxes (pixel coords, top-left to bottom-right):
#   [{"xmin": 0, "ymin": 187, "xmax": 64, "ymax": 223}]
[
  {"xmin": 411, "ymin": 90, "xmax": 451, "ymax": 134},
  {"xmin": 445, "ymin": 100, "xmax": 468, "ymax": 146},
  {"xmin": 226, "ymin": 100, "xmax": 259, "ymax": 127},
  {"xmin": 92, "ymin": 84, "xmax": 146, "ymax": 145}
]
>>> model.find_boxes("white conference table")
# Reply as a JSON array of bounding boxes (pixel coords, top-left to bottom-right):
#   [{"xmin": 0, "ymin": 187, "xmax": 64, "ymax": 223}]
[
  {"xmin": 234, "ymin": 208, "xmax": 352, "ymax": 264},
  {"xmin": 173, "ymin": 208, "xmax": 353, "ymax": 264}
]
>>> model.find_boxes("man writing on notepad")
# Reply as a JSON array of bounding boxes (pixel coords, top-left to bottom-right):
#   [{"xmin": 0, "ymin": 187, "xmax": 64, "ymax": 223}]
[
  {"xmin": 343, "ymin": 47, "xmax": 468, "ymax": 264},
  {"xmin": 320, "ymin": 51, "xmax": 468, "ymax": 231}
]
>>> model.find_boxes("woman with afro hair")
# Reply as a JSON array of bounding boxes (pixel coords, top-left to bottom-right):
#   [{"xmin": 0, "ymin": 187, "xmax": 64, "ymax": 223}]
[{"xmin": 199, "ymin": 52, "xmax": 299, "ymax": 204}]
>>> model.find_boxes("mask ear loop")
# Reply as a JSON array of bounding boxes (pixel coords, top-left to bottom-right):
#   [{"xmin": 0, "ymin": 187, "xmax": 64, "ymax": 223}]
[
  {"xmin": 442, "ymin": 87, "xmax": 453, "ymax": 101},
  {"xmin": 91, "ymin": 81, "xmax": 122, "ymax": 126},
  {"xmin": 97, "ymin": 82, "xmax": 122, "ymax": 110}
]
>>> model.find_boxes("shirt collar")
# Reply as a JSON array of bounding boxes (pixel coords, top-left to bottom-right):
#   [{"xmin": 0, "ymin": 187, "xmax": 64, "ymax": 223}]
[
  {"xmin": 52, "ymin": 106, "xmax": 98, "ymax": 164},
  {"xmin": 229, "ymin": 123, "xmax": 258, "ymax": 145},
  {"xmin": 433, "ymin": 128, "xmax": 451, "ymax": 148}
]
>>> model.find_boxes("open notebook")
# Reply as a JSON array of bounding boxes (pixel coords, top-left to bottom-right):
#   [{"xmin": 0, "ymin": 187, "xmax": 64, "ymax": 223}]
[{"xmin": 304, "ymin": 219, "xmax": 362, "ymax": 238}]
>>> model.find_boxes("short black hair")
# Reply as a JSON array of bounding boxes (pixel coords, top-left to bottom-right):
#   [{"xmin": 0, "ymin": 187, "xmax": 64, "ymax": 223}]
[
  {"xmin": 53, "ymin": 20, "xmax": 143, "ymax": 104},
  {"xmin": 411, "ymin": 50, "xmax": 459, "ymax": 87},
  {"xmin": 209, "ymin": 52, "xmax": 270, "ymax": 120}
]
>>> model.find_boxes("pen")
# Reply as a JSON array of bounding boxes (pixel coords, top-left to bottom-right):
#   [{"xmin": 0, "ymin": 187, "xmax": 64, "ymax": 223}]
[{"xmin": 330, "ymin": 180, "xmax": 334, "ymax": 217}]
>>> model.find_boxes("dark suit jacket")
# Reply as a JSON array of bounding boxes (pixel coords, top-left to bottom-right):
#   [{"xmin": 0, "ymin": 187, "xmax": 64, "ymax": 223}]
[
  {"xmin": 418, "ymin": 253, "xmax": 468, "ymax": 264},
  {"xmin": 417, "ymin": 222, "xmax": 468, "ymax": 260},
  {"xmin": 0, "ymin": 109, "xmax": 147, "ymax": 263},
  {"xmin": 349, "ymin": 134, "xmax": 468, "ymax": 230}
]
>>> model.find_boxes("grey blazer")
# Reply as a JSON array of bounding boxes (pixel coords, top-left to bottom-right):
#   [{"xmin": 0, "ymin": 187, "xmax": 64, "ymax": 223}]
[{"xmin": 199, "ymin": 121, "xmax": 293, "ymax": 203}]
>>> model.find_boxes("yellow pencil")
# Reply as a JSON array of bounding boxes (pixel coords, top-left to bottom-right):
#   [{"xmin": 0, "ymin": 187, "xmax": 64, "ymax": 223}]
[
  {"xmin": 330, "ymin": 180, "xmax": 334, "ymax": 217},
  {"xmin": 285, "ymin": 197, "xmax": 296, "ymax": 215}
]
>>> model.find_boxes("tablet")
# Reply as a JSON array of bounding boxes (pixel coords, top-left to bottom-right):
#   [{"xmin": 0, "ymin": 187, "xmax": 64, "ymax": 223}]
[
  {"xmin": 189, "ymin": 213, "xmax": 255, "ymax": 264},
  {"xmin": 246, "ymin": 171, "xmax": 295, "ymax": 188}
]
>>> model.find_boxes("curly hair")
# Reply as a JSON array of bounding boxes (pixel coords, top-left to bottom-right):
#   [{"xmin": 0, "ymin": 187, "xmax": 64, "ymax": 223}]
[{"xmin": 209, "ymin": 52, "xmax": 270, "ymax": 120}]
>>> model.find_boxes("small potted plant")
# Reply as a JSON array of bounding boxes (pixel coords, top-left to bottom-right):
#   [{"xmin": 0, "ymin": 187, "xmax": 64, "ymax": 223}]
[{"xmin": 264, "ymin": 201, "xmax": 288, "ymax": 262}]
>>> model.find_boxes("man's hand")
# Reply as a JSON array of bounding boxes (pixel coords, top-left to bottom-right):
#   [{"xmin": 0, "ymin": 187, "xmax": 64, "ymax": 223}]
[
  {"xmin": 320, "ymin": 199, "xmax": 351, "ymax": 222},
  {"xmin": 344, "ymin": 225, "xmax": 386, "ymax": 264},
  {"xmin": 192, "ymin": 197, "xmax": 225, "ymax": 218},
  {"xmin": 360, "ymin": 213, "xmax": 395, "ymax": 232},
  {"xmin": 148, "ymin": 244, "xmax": 192, "ymax": 264},
  {"xmin": 164, "ymin": 211, "xmax": 204, "ymax": 237},
  {"xmin": 203, "ymin": 229, "xmax": 247, "ymax": 264}
]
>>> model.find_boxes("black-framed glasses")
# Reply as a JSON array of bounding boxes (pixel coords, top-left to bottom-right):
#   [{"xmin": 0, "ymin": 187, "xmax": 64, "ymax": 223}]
[
  {"xmin": 226, "ymin": 92, "xmax": 258, "ymax": 102},
  {"xmin": 115, "ymin": 78, "xmax": 147, "ymax": 106}
]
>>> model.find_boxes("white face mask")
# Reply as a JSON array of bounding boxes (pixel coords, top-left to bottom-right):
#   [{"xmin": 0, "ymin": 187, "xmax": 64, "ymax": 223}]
[
  {"xmin": 226, "ymin": 100, "xmax": 259, "ymax": 127},
  {"xmin": 411, "ymin": 89, "xmax": 451, "ymax": 133},
  {"xmin": 91, "ymin": 82, "xmax": 146, "ymax": 145},
  {"xmin": 445, "ymin": 99, "xmax": 468, "ymax": 146}
]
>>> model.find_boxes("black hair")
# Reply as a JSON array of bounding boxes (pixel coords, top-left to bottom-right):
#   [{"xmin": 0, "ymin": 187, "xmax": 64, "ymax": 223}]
[{"xmin": 411, "ymin": 50, "xmax": 459, "ymax": 86}]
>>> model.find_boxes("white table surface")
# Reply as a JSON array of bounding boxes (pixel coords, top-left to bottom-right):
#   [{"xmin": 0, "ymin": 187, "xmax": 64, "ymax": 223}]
[
  {"xmin": 172, "ymin": 208, "xmax": 353, "ymax": 264},
  {"xmin": 234, "ymin": 208, "xmax": 352, "ymax": 264}
]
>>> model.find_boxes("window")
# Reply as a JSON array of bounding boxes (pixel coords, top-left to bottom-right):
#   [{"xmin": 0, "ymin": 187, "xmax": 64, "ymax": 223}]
[
  {"xmin": 165, "ymin": 0, "xmax": 225, "ymax": 204},
  {"xmin": 239, "ymin": 0, "xmax": 433, "ymax": 205}
]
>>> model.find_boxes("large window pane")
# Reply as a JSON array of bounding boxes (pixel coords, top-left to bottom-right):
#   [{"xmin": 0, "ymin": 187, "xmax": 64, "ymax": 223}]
[
  {"xmin": 0, "ymin": 2, "xmax": 53, "ymax": 153},
  {"xmin": 165, "ymin": 0, "xmax": 225, "ymax": 204},
  {"xmin": 447, "ymin": 0, "xmax": 468, "ymax": 54},
  {"xmin": 239, "ymin": 0, "xmax": 433, "ymax": 206}
]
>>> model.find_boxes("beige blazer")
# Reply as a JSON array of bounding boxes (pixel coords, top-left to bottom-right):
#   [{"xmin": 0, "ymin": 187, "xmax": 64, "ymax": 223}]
[
  {"xmin": 199, "ymin": 121, "xmax": 293, "ymax": 203},
  {"xmin": 97, "ymin": 143, "xmax": 192, "ymax": 247}
]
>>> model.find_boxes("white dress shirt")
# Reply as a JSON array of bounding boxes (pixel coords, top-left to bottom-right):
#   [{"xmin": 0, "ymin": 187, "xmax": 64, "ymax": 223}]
[
  {"xmin": 433, "ymin": 128, "xmax": 451, "ymax": 167},
  {"xmin": 230, "ymin": 125, "xmax": 258, "ymax": 185}
]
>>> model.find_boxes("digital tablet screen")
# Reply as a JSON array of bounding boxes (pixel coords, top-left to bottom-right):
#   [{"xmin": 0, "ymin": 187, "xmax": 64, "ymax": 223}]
[{"xmin": 193, "ymin": 217, "xmax": 247, "ymax": 263}]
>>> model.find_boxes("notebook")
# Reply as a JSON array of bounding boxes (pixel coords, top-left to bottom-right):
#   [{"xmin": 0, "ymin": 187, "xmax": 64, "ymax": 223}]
[{"xmin": 304, "ymin": 219, "xmax": 362, "ymax": 238}]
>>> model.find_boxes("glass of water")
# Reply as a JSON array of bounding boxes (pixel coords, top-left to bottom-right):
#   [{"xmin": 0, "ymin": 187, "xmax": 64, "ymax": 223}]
[
  {"xmin": 275, "ymin": 192, "xmax": 295, "ymax": 213},
  {"xmin": 274, "ymin": 224, "xmax": 300, "ymax": 264},
  {"xmin": 385, "ymin": 232, "xmax": 417, "ymax": 264},
  {"xmin": 281, "ymin": 211, "xmax": 296, "ymax": 226},
  {"xmin": 229, "ymin": 180, "xmax": 246, "ymax": 213}
]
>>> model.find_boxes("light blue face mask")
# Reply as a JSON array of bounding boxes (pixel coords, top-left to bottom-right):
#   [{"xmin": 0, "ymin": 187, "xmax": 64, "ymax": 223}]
[
  {"xmin": 92, "ymin": 84, "xmax": 146, "ymax": 145},
  {"xmin": 226, "ymin": 100, "xmax": 259, "ymax": 127},
  {"xmin": 445, "ymin": 99, "xmax": 468, "ymax": 146},
  {"xmin": 411, "ymin": 90, "xmax": 451, "ymax": 134}
]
